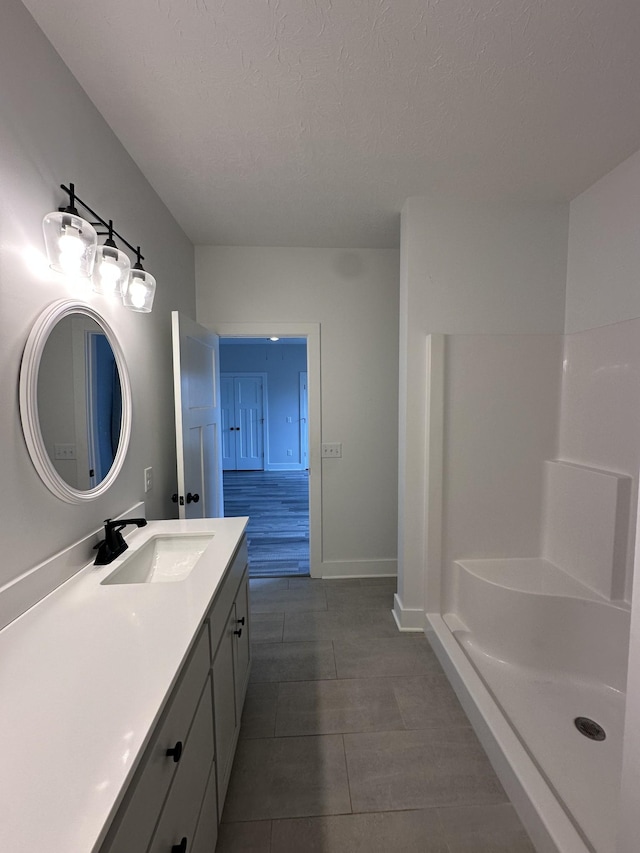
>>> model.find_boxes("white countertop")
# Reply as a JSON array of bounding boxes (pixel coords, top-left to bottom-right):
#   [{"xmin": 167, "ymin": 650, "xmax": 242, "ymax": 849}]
[{"xmin": 0, "ymin": 517, "xmax": 248, "ymax": 853}]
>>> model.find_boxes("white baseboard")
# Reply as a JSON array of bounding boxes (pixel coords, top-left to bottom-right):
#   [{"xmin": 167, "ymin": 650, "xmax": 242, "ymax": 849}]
[
  {"xmin": 264, "ymin": 462, "xmax": 305, "ymax": 471},
  {"xmin": 0, "ymin": 502, "xmax": 145, "ymax": 632},
  {"xmin": 392, "ymin": 593, "xmax": 425, "ymax": 632},
  {"xmin": 318, "ymin": 558, "xmax": 397, "ymax": 579}
]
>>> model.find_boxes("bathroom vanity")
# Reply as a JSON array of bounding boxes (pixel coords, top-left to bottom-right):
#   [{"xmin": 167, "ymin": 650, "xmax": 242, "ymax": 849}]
[{"xmin": 0, "ymin": 517, "xmax": 249, "ymax": 853}]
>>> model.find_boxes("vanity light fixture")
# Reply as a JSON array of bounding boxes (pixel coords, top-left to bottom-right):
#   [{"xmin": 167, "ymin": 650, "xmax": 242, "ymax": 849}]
[
  {"xmin": 269, "ymin": 336, "xmax": 280, "ymax": 341},
  {"xmin": 122, "ymin": 247, "xmax": 156, "ymax": 313},
  {"xmin": 42, "ymin": 183, "xmax": 97, "ymax": 278},
  {"xmin": 92, "ymin": 220, "xmax": 131, "ymax": 297},
  {"xmin": 43, "ymin": 183, "xmax": 156, "ymax": 312}
]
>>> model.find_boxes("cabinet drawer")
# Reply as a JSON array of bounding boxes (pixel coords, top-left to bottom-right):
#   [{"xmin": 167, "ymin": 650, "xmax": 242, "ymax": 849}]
[
  {"xmin": 101, "ymin": 626, "xmax": 211, "ymax": 853},
  {"xmin": 208, "ymin": 536, "xmax": 247, "ymax": 657},
  {"xmin": 147, "ymin": 677, "xmax": 215, "ymax": 853}
]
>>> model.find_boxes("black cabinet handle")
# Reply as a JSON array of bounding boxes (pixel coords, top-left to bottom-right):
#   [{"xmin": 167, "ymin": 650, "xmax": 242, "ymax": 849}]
[
  {"xmin": 186, "ymin": 492, "xmax": 200, "ymax": 504},
  {"xmin": 237, "ymin": 616, "xmax": 245, "ymax": 626},
  {"xmin": 166, "ymin": 740, "xmax": 183, "ymax": 763},
  {"xmin": 171, "ymin": 838, "xmax": 187, "ymax": 853},
  {"xmin": 171, "ymin": 493, "xmax": 178, "ymax": 503},
  {"xmin": 234, "ymin": 627, "xmax": 243, "ymax": 638}
]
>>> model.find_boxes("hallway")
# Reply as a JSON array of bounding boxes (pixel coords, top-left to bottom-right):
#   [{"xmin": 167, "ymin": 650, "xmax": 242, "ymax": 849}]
[
  {"xmin": 215, "ymin": 576, "xmax": 535, "ymax": 852},
  {"xmin": 223, "ymin": 471, "xmax": 309, "ymax": 578}
]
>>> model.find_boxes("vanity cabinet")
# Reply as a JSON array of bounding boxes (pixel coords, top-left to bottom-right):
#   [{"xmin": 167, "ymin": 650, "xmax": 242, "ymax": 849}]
[
  {"xmin": 100, "ymin": 535, "xmax": 250, "ymax": 853},
  {"xmin": 208, "ymin": 540, "xmax": 251, "ymax": 813}
]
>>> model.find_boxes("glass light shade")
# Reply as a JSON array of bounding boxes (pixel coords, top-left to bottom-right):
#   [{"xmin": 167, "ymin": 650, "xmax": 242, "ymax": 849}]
[
  {"xmin": 92, "ymin": 244, "xmax": 131, "ymax": 296},
  {"xmin": 122, "ymin": 268, "xmax": 156, "ymax": 313},
  {"xmin": 42, "ymin": 211, "xmax": 97, "ymax": 278}
]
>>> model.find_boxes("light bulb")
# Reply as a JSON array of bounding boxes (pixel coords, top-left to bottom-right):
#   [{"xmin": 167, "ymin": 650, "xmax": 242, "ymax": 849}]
[
  {"xmin": 44, "ymin": 211, "xmax": 97, "ymax": 277},
  {"xmin": 98, "ymin": 257, "xmax": 121, "ymax": 292},
  {"xmin": 128, "ymin": 280, "xmax": 148, "ymax": 309},
  {"xmin": 58, "ymin": 225, "xmax": 84, "ymax": 257},
  {"xmin": 59, "ymin": 250, "xmax": 82, "ymax": 274}
]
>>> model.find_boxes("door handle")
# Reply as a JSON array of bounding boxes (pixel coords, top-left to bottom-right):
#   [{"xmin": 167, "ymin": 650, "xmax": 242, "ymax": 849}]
[{"xmin": 186, "ymin": 492, "xmax": 200, "ymax": 504}]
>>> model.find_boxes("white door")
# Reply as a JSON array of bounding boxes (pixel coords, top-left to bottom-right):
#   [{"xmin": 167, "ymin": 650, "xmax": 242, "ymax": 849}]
[
  {"xmin": 236, "ymin": 376, "xmax": 263, "ymax": 470},
  {"xmin": 220, "ymin": 376, "xmax": 236, "ymax": 470},
  {"xmin": 172, "ymin": 312, "xmax": 223, "ymax": 518},
  {"xmin": 221, "ymin": 375, "xmax": 264, "ymax": 471}
]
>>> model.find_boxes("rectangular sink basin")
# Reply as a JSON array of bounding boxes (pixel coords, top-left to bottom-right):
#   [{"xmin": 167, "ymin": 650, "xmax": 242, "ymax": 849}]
[{"xmin": 101, "ymin": 534, "xmax": 214, "ymax": 585}]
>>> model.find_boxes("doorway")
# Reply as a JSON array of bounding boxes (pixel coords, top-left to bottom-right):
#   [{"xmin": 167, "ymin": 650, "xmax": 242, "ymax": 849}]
[
  {"xmin": 212, "ymin": 322, "xmax": 322, "ymax": 577},
  {"xmin": 219, "ymin": 336, "xmax": 310, "ymax": 578}
]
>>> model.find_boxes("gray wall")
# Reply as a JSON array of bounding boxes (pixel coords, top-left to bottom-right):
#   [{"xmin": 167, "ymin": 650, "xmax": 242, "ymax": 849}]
[{"xmin": 0, "ymin": 0, "xmax": 195, "ymax": 589}]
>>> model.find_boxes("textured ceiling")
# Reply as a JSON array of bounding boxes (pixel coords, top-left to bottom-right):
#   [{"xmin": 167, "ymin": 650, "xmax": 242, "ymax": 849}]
[{"xmin": 21, "ymin": 0, "xmax": 640, "ymax": 248}]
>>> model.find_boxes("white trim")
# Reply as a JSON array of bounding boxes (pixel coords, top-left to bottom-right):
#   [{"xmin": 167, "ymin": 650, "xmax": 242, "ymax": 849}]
[
  {"xmin": 320, "ymin": 558, "xmax": 397, "ymax": 579},
  {"xmin": 212, "ymin": 322, "xmax": 322, "ymax": 577},
  {"xmin": 19, "ymin": 299, "xmax": 132, "ymax": 504},
  {"xmin": 427, "ymin": 613, "xmax": 589, "ymax": 853},
  {"xmin": 265, "ymin": 462, "xmax": 306, "ymax": 471},
  {"xmin": 392, "ymin": 592, "xmax": 425, "ymax": 632},
  {"xmin": 424, "ymin": 334, "xmax": 445, "ymax": 612}
]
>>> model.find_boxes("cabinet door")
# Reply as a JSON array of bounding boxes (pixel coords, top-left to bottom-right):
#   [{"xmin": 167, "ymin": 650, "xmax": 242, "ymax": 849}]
[
  {"xmin": 212, "ymin": 607, "xmax": 238, "ymax": 810},
  {"xmin": 191, "ymin": 763, "xmax": 218, "ymax": 853},
  {"xmin": 234, "ymin": 571, "xmax": 251, "ymax": 713},
  {"xmin": 147, "ymin": 679, "xmax": 215, "ymax": 853},
  {"xmin": 101, "ymin": 628, "xmax": 211, "ymax": 853}
]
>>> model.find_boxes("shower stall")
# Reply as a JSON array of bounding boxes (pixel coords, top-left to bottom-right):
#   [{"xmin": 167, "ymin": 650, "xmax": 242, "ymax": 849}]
[{"xmin": 417, "ymin": 324, "xmax": 640, "ymax": 853}]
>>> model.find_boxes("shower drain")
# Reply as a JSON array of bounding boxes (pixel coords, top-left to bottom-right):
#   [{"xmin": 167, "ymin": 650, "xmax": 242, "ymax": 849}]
[{"xmin": 574, "ymin": 716, "xmax": 606, "ymax": 741}]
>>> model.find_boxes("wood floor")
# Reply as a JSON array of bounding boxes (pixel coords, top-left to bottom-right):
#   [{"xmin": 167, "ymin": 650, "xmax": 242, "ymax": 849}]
[{"xmin": 223, "ymin": 470, "xmax": 309, "ymax": 578}]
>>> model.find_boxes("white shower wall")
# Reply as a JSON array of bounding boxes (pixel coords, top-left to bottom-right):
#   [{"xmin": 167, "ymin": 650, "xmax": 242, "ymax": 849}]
[
  {"xmin": 440, "ymin": 333, "xmax": 562, "ymax": 612},
  {"xmin": 558, "ymin": 318, "xmax": 640, "ymax": 602}
]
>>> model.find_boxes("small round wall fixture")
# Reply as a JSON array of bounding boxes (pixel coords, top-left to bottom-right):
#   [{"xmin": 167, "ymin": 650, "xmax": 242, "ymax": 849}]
[{"xmin": 19, "ymin": 299, "xmax": 132, "ymax": 503}]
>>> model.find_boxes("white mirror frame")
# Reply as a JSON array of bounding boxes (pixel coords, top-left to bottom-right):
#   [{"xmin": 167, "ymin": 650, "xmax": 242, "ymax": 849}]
[{"xmin": 19, "ymin": 299, "xmax": 132, "ymax": 503}]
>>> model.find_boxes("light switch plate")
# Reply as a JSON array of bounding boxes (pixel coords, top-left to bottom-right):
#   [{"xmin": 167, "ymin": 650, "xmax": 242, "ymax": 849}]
[
  {"xmin": 53, "ymin": 443, "xmax": 76, "ymax": 460},
  {"xmin": 322, "ymin": 442, "xmax": 342, "ymax": 458}
]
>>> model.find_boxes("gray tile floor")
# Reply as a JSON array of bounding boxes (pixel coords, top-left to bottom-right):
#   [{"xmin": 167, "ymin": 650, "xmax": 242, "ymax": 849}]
[{"xmin": 216, "ymin": 577, "xmax": 536, "ymax": 853}]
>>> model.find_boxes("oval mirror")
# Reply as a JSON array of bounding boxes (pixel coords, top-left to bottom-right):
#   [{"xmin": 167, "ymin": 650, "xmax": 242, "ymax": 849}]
[{"xmin": 20, "ymin": 299, "xmax": 132, "ymax": 503}]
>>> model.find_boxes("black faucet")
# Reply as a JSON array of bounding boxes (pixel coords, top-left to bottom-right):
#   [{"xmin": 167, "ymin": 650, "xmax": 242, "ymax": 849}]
[{"xmin": 94, "ymin": 517, "xmax": 148, "ymax": 565}]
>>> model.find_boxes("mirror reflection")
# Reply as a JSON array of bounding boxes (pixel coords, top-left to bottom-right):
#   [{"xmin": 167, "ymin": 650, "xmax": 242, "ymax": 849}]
[{"xmin": 37, "ymin": 315, "xmax": 122, "ymax": 490}]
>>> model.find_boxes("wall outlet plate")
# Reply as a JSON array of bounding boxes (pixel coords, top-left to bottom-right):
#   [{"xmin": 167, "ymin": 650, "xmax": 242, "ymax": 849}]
[
  {"xmin": 144, "ymin": 467, "xmax": 153, "ymax": 493},
  {"xmin": 322, "ymin": 442, "xmax": 342, "ymax": 458}
]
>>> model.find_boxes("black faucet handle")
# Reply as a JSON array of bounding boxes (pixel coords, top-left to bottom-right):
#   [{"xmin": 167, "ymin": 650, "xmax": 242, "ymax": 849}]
[{"xmin": 94, "ymin": 517, "xmax": 147, "ymax": 566}]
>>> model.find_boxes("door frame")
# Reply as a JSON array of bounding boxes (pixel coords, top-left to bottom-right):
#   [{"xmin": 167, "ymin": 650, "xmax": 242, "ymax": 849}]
[{"xmin": 213, "ymin": 322, "xmax": 321, "ymax": 578}]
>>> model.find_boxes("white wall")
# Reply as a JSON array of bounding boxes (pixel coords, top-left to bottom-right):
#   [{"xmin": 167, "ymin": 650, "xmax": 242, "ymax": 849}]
[
  {"xmin": 196, "ymin": 246, "xmax": 399, "ymax": 573},
  {"xmin": 0, "ymin": 0, "xmax": 195, "ymax": 592},
  {"xmin": 565, "ymin": 148, "xmax": 640, "ymax": 333},
  {"xmin": 562, "ymin": 146, "xmax": 640, "ymax": 852},
  {"xmin": 397, "ymin": 196, "xmax": 569, "ymax": 624}
]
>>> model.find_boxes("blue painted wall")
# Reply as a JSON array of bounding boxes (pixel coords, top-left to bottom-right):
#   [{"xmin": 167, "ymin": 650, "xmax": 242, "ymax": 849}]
[{"xmin": 220, "ymin": 343, "xmax": 307, "ymax": 469}]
